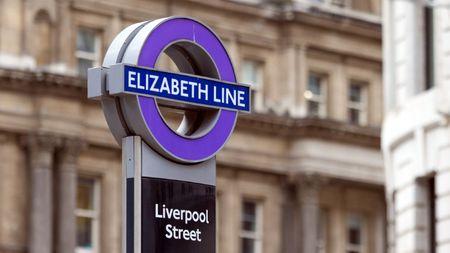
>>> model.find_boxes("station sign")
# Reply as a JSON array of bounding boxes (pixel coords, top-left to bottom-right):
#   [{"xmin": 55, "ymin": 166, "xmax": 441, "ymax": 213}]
[
  {"xmin": 109, "ymin": 64, "xmax": 250, "ymax": 112},
  {"xmin": 88, "ymin": 16, "xmax": 248, "ymax": 253}
]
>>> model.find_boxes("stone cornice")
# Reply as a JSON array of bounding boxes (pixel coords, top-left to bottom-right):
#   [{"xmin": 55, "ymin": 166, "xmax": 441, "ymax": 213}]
[
  {"xmin": 0, "ymin": 67, "xmax": 86, "ymax": 99},
  {"xmin": 186, "ymin": 0, "xmax": 381, "ymax": 39},
  {"xmin": 0, "ymin": 68, "xmax": 380, "ymax": 149},
  {"xmin": 237, "ymin": 113, "xmax": 381, "ymax": 149},
  {"xmin": 21, "ymin": 133, "xmax": 62, "ymax": 153},
  {"xmin": 70, "ymin": 0, "xmax": 380, "ymax": 40}
]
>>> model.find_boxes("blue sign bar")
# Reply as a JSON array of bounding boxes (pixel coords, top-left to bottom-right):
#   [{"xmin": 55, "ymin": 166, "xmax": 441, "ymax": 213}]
[{"xmin": 122, "ymin": 65, "xmax": 250, "ymax": 112}]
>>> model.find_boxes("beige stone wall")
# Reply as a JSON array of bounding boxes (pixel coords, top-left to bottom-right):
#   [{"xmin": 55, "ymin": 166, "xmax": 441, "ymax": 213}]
[
  {"xmin": 0, "ymin": 0, "xmax": 383, "ymax": 121},
  {"xmin": 0, "ymin": 0, "xmax": 385, "ymax": 253},
  {"xmin": 78, "ymin": 147, "xmax": 122, "ymax": 253},
  {"xmin": 0, "ymin": 135, "xmax": 28, "ymax": 253},
  {"xmin": 320, "ymin": 184, "xmax": 385, "ymax": 253},
  {"xmin": 0, "ymin": 0, "xmax": 24, "ymax": 57},
  {"xmin": 383, "ymin": 1, "xmax": 450, "ymax": 253},
  {"xmin": 217, "ymin": 168, "xmax": 284, "ymax": 253}
]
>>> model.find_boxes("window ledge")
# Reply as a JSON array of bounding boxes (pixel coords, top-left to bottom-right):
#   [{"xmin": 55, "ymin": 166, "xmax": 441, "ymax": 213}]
[{"xmin": 291, "ymin": 1, "xmax": 381, "ymax": 25}]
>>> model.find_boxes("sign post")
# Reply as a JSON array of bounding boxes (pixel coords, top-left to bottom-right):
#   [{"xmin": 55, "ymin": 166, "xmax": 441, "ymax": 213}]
[{"xmin": 87, "ymin": 17, "xmax": 250, "ymax": 253}]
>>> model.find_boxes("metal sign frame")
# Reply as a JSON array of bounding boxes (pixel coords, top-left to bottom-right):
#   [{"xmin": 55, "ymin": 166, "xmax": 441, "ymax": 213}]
[
  {"xmin": 88, "ymin": 16, "xmax": 246, "ymax": 253},
  {"xmin": 88, "ymin": 16, "xmax": 241, "ymax": 163}
]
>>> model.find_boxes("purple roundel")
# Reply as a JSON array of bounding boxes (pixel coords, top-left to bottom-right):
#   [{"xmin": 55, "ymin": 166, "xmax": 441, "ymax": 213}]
[{"xmin": 136, "ymin": 17, "xmax": 238, "ymax": 162}]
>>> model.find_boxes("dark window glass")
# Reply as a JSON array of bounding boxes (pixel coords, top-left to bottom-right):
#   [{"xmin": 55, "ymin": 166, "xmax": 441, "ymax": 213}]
[
  {"xmin": 428, "ymin": 176, "xmax": 436, "ymax": 253},
  {"xmin": 241, "ymin": 238, "xmax": 255, "ymax": 253},
  {"xmin": 242, "ymin": 201, "xmax": 257, "ymax": 232},
  {"xmin": 425, "ymin": 6, "xmax": 434, "ymax": 90},
  {"xmin": 347, "ymin": 214, "xmax": 363, "ymax": 246},
  {"xmin": 349, "ymin": 84, "xmax": 362, "ymax": 102},
  {"xmin": 308, "ymin": 74, "xmax": 322, "ymax": 95},
  {"xmin": 348, "ymin": 108, "xmax": 360, "ymax": 124},
  {"xmin": 77, "ymin": 177, "xmax": 95, "ymax": 210},
  {"xmin": 77, "ymin": 217, "xmax": 93, "ymax": 249},
  {"xmin": 77, "ymin": 30, "xmax": 96, "ymax": 53},
  {"xmin": 348, "ymin": 227, "xmax": 361, "ymax": 245}
]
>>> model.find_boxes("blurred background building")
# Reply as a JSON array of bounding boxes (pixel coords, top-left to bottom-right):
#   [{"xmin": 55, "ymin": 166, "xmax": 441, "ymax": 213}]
[
  {"xmin": 0, "ymin": 1, "xmax": 385, "ymax": 253},
  {"xmin": 383, "ymin": 0, "xmax": 450, "ymax": 252}
]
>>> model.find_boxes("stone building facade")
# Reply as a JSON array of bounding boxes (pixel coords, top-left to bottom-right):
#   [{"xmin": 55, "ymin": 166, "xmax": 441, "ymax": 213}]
[
  {"xmin": 0, "ymin": 1, "xmax": 385, "ymax": 253},
  {"xmin": 383, "ymin": 0, "xmax": 450, "ymax": 253}
]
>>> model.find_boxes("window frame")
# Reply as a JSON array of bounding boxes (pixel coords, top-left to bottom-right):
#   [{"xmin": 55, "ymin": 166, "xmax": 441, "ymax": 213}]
[
  {"xmin": 347, "ymin": 80, "xmax": 369, "ymax": 125},
  {"xmin": 329, "ymin": 0, "xmax": 351, "ymax": 8},
  {"xmin": 75, "ymin": 177, "xmax": 101, "ymax": 253},
  {"xmin": 345, "ymin": 212, "xmax": 368, "ymax": 253},
  {"xmin": 305, "ymin": 72, "xmax": 328, "ymax": 118},
  {"xmin": 240, "ymin": 58, "xmax": 265, "ymax": 112},
  {"xmin": 240, "ymin": 199, "xmax": 263, "ymax": 253},
  {"xmin": 306, "ymin": 0, "xmax": 352, "ymax": 8},
  {"xmin": 75, "ymin": 27, "xmax": 101, "ymax": 77}
]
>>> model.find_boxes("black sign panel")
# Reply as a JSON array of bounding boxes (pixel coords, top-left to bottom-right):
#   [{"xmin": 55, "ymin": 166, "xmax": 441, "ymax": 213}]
[{"xmin": 128, "ymin": 177, "xmax": 215, "ymax": 253}]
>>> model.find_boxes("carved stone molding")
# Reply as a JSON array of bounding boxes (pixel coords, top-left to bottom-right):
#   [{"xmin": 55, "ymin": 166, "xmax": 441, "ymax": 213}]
[
  {"xmin": 22, "ymin": 133, "xmax": 61, "ymax": 151},
  {"xmin": 21, "ymin": 133, "xmax": 61, "ymax": 169},
  {"xmin": 297, "ymin": 175, "xmax": 323, "ymax": 206},
  {"xmin": 237, "ymin": 113, "xmax": 381, "ymax": 149},
  {"xmin": 289, "ymin": 172, "xmax": 329, "ymax": 193},
  {"xmin": 58, "ymin": 138, "xmax": 86, "ymax": 168},
  {"xmin": 0, "ymin": 68, "xmax": 85, "ymax": 99},
  {"xmin": 297, "ymin": 172, "xmax": 329, "ymax": 188}
]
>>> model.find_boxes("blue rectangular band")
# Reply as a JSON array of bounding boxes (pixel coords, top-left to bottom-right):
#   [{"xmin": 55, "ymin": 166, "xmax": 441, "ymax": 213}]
[{"xmin": 122, "ymin": 65, "xmax": 251, "ymax": 112}]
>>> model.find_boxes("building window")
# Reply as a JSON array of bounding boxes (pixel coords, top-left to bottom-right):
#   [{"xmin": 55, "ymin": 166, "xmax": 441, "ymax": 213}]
[
  {"xmin": 347, "ymin": 81, "xmax": 368, "ymax": 125},
  {"xmin": 346, "ymin": 213, "xmax": 366, "ymax": 253},
  {"xmin": 76, "ymin": 28, "xmax": 101, "ymax": 78},
  {"xmin": 308, "ymin": 0, "xmax": 351, "ymax": 8},
  {"xmin": 424, "ymin": 4, "xmax": 434, "ymax": 90},
  {"xmin": 330, "ymin": 0, "xmax": 349, "ymax": 8},
  {"xmin": 241, "ymin": 59, "xmax": 264, "ymax": 112},
  {"xmin": 240, "ymin": 200, "xmax": 262, "ymax": 253},
  {"xmin": 426, "ymin": 175, "xmax": 436, "ymax": 253},
  {"xmin": 318, "ymin": 208, "xmax": 329, "ymax": 253},
  {"xmin": 305, "ymin": 72, "xmax": 327, "ymax": 118},
  {"xmin": 76, "ymin": 177, "xmax": 100, "ymax": 253}
]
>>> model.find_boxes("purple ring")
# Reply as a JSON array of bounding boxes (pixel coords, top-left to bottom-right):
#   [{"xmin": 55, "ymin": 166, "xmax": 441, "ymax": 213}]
[{"xmin": 137, "ymin": 18, "xmax": 238, "ymax": 162}]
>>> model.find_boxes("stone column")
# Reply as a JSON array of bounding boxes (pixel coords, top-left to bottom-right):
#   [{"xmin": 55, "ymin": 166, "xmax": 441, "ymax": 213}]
[
  {"xmin": 280, "ymin": 181, "xmax": 299, "ymax": 253},
  {"xmin": 297, "ymin": 44, "xmax": 308, "ymax": 117},
  {"xmin": 297, "ymin": 174, "xmax": 325, "ymax": 253},
  {"xmin": 25, "ymin": 134, "xmax": 60, "ymax": 253},
  {"xmin": 57, "ymin": 139, "xmax": 84, "ymax": 253}
]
